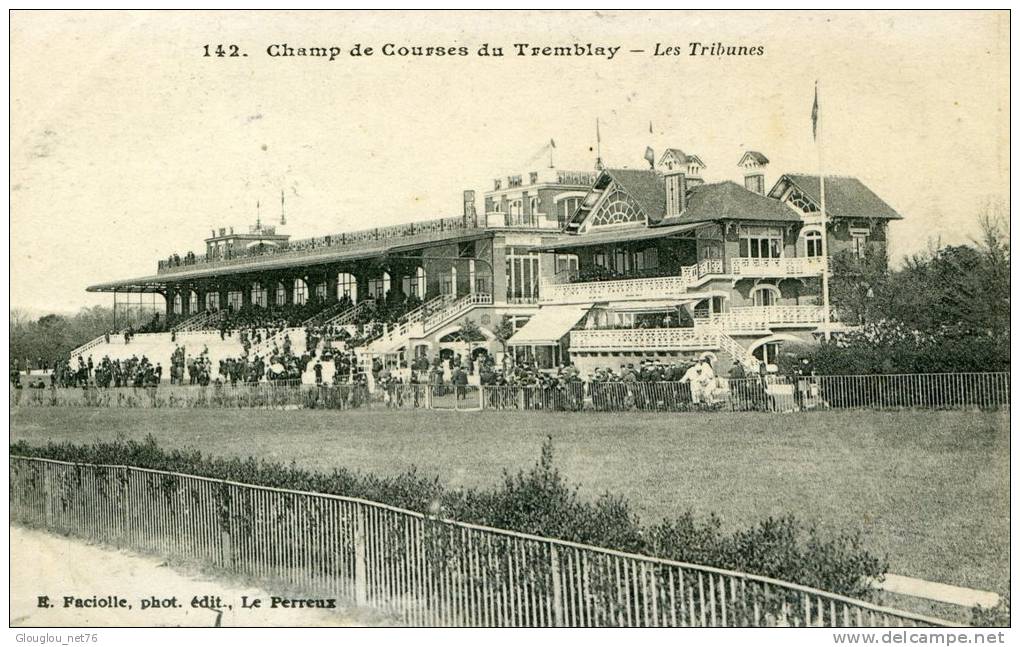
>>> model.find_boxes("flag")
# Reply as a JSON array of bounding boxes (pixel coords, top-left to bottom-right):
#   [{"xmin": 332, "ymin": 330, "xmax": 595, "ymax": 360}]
[
  {"xmin": 549, "ymin": 138, "xmax": 556, "ymax": 149},
  {"xmin": 649, "ymin": 121, "xmax": 653, "ymax": 134},
  {"xmin": 811, "ymin": 82, "xmax": 819, "ymax": 141},
  {"xmin": 644, "ymin": 146, "xmax": 655, "ymax": 168},
  {"xmin": 596, "ymin": 118, "xmax": 601, "ymax": 143}
]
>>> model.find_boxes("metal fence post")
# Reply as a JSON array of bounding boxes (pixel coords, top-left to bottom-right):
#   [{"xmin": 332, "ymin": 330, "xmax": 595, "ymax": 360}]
[
  {"xmin": 354, "ymin": 504, "xmax": 368, "ymax": 606},
  {"xmin": 43, "ymin": 464, "xmax": 53, "ymax": 530},
  {"xmin": 550, "ymin": 544, "xmax": 564, "ymax": 627}
]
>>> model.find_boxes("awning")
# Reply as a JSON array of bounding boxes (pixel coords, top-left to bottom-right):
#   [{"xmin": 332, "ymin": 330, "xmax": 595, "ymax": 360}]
[
  {"xmin": 507, "ymin": 304, "xmax": 593, "ymax": 346},
  {"xmin": 534, "ymin": 222, "xmax": 700, "ymax": 251},
  {"xmin": 604, "ymin": 298, "xmax": 700, "ymax": 313}
]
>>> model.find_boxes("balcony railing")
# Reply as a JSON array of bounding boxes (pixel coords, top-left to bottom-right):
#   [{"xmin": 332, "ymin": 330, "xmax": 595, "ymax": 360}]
[
  {"xmin": 699, "ymin": 305, "xmax": 827, "ymax": 332},
  {"xmin": 541, "ymin": 260, "xmax": 723, "ymax": 305},
  {"xmin": 157, "ymin": 216, "xmax": 478, "ymax": 275},
  {"xmin": 484, "ymin": 213, "xmax": 559, "ymax": 230},
  {"xmin": 570, "ymin": 327, "xmax": 720, "ymax": 352},
  {"xmin": 729, "ymin": 256, "xmax": 825, "ymax": 278}
]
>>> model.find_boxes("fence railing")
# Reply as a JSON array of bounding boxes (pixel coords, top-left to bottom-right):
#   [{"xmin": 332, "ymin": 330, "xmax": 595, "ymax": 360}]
[
  {"xmin": 10, "ymin": 382, "xmax": 374, "ymax": 410},
  {"xmin": 9, "ymin": 455, "xmax": 958, "ymax": 627},
  {"xmin": 477, "ymin": 373, "xmax": 1009, "ymax": 413},
  {"xmin": 11, "ymin": 372, "xmax": 1010, "ymax": 413}
]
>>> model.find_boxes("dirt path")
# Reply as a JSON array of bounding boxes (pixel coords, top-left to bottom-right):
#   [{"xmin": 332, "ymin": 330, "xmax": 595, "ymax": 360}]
[{"xmin": 10, "ymin": 526, "xmax": 383, "ymax": 627}]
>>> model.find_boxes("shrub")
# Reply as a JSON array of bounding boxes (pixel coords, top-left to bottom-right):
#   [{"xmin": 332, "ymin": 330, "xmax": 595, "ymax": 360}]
[{"xmin": 10, "ymin": 435, "xmax": 886, "ymax": 599}]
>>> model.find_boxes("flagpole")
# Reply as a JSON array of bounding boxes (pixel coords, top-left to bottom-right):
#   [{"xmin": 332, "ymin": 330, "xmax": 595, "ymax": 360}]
[{"xmin": 816, "ymin": 81, "xmax": 832, "ymax": 342}]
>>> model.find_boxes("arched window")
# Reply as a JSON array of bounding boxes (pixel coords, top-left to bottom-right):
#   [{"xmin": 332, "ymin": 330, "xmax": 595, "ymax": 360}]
[
  {"xmin": 227, "ymin": 290, "xmax": 243, "ymax": 311},
  {"xmin": 275, "ymin": 282, "xmax": 287, "ymax": 306},
  {"xmin": 292, "ymin": 278, "xmax": 308, "ymax": 306},
  {"xmin": 173, "ymin": 293, "xmax": 183, "ymax": 315},
  {"xmin": 205, "ymin": 292, "xmax": 220, "ymax": 312},
  {"xmin": 337, "ymin": 272, "xmax": 357, "ymax": 303},
  {"xmin": 250, "ymin": 282, "xmax": 267, "ymax": 308},
  {"xmin": 188, "ymin": 291, "xmax": 199, "ymax": 314},
  {"xmin": 802, "ymin": 229, "xmax": 823, "ymax": 257},
  {"xmin": 788, "ymin": 188, "xmax": 819, "ymax": 213},
  {"xmin": 589, "ymin": 187, "xmax": 644, "ymax": 227},
  {"xmin": 751, "ymin": 285, "xmax": 780, "ymax": 307}
]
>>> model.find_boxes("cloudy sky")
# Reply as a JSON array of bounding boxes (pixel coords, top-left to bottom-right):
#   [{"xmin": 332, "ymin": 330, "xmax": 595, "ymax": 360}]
[{"xmin": 10, "ymin": 10, "xmax": 1009, "ymax": 313}]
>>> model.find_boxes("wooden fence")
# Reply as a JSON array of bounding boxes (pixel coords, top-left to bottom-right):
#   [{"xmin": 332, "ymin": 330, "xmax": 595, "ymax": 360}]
[{"xmin": 10, "ymin": 455, "xmax": 959, "ymax": 628}]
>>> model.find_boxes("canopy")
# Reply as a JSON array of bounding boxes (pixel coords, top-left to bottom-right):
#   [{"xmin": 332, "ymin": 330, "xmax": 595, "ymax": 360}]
[
  {"xmin": 507, "ymin": 304, "xmax": 593, "ymax": 346},
  {"xmin": 604, "ymin": 298, "xmax": 700, "ymax": 314}
]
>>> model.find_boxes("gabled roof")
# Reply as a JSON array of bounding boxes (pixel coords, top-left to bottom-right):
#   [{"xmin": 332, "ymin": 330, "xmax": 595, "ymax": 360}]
[
  {"xmin": 738, "ymin": 151, "xmax": 769, "ymax": 166},
  {"xmin": 771, "ymin": 174, "xmax": 902, "ymax": 220},
  {"xmin": 660, "ymin": 148, "xmax": 706, "ymax": 168},
  {"xmin": 602, "ymin": 168, "xmax": 667, "ymax": 223},
  {"xmin": 656, "ymin": 181, "xmax": 801, "ymax": 226}
]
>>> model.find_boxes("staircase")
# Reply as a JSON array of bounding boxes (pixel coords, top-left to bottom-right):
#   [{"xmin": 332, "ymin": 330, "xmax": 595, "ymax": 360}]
[
  {"xmin": 69, "ymin": 334, "xmax": 108, "ymax": 363},
  {"xmin": 365, "ymin": 294, "xmax": 456, "ymax": 354},
  {"xmin": 172, "ymin": 309, "xmax": 224, "ymax": 333},
  {"xmin": 419, "ymin": 292, "xmax": 493, "ymax": 334},
  {"xmin": 709, "ymin": 326, "xmax": 761, "ymax": 371}
]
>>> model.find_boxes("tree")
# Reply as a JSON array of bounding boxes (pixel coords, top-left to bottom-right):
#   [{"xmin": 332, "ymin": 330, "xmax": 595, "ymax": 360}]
[{"xmin": 492, "ymin": 315, "xmax": 517, "ymax": 353}]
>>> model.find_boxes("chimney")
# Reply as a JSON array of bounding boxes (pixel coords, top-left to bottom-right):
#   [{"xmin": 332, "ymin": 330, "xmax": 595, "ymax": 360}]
[
  {"xmin": 462, "ymin": 190, "xmax": 477, "ymax": 226},
  {"xmin": 664, "ymin": 166, "xmax": 687, "ymax": 217},
  {"xmin": 739, "ymin": 151, "xmax": 769, "ymax": 195}
]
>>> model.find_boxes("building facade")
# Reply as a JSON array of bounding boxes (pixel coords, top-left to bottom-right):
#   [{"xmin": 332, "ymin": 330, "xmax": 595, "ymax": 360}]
[{"xmin": 81, "ymin": 147, "xmax": 901, "ymax": 379}]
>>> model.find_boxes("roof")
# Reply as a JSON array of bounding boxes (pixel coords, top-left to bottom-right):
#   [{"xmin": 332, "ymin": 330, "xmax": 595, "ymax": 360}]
[
  {"xmin": 658, "ymin": 181, "xmax": 801, "ymax": 226},
  {"xmin": 775, "ymin": 174, "xmax": 902, "ymax": 220},
  {"xmin": 739, "ymin": 151, "xmax": 770, "ymax": 166},
  {"xmin": 87, "ymin": 228, "xmax": 492, "ymax": 292},
  {"xmin": 535, "ymin": 221, "xmax": 699, "ymax": 251},
  {"xmin": 603, "ymin": 168, "xmax": 667, "ymax": 223},
  {"xmin": 660, "ymin": 149, "xmax": 706, "ymax": 167}
]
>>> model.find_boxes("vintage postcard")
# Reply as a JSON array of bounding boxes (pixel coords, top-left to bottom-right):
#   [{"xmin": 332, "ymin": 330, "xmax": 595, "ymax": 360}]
[{"xmin": 7, "ymin": 8, "xmax": 1011, "ymax": 643}]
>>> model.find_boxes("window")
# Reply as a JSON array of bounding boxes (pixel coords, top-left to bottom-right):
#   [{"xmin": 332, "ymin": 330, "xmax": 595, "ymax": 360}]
[
  {"xmin": 440, "ymin": 266, "xmax": 457, "ymax": 296},
  {"xmin": 788, "ymin": 188, "xmax": 819, "ymax": 213},
  {"xmin": 367, "ymin": 272, "xmax": 390, "ymax": 300},
  {"xmin": 188, "ymin": 291, "xmax": 199, "ymax": 314},
  {"xmin": 227, "ymin": 290, "xmax": 243, "ymax": 311},
  {"xmin": 173, "ymin": 293, "xmax": 183, "ymax": 315},
  {"xmin": 250, "ymin": 282, "xmax": 267, "ymax": 308},
  {"xmin": 739, "ymin": 226, "xmax": 783, "ymax": 259},
  {"xmin": 529, "ymin": 195, "xmax": 540, "ymax": 216},
  {"xmin": 337, "ymin": 273, "xmax": 358, "ymax": 302},
  {"xmin": 752, "ymin": 285, "xmax": 779, "ymax": 307},
  {"xmin": 205, "ymin": 292, "xmax": 220, "ymax": 312},
  {"xmin": 593, "ymin": 252, "xmax": 608, "ymax": 268},
  {"xmin": 613, "ymin": 248, "xmax": 630, "ymax": 273},
  {"xmin": 633, "ymin": 248, "xmax": 659, "ymax": 271},
  {"xmin": 508, "ymin": 199, "xmax": 523, "ymax": 218},
  {"xmin": 558, "ymin": 196, "xmax": 582, "ymax": 228},
  {"xmin": 275, "ymin": 282, "xmax": 287, "ymax": 306},
  {"xmin": 506, "ymin": 247, "xmax": 540, "ymax": 302},
  {"xmin": 803, "ymin": 230, "xmax": 823, "ymax": 257},
  {"xmin": 850, "ymin": 229, "xmax": 869, "ymax": 259},
  {"xmin": 315, "ymin": 282, "xmax": 328, "ymax": 301},
  {"xmin": 589, "ymin": 188, "xmax": 644, "ymax": 227},
  {"xmin": 555, "ymin": 253, "xmax": 579, "ymax": 275},
  {"xmin": 292, "ymin": 279, "xmax": 308, "ymax": 306}
]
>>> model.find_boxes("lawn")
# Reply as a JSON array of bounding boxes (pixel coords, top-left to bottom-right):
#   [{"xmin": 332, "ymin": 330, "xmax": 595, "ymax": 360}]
[{"xmin": 9, "ymin": 406, "xmax": 1010, "ymax": 594}]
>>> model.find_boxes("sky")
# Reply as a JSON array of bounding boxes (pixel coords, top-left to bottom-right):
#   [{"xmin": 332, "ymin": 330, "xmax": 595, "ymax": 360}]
[{"xmin": 10, "ymin": 10, "xmax": 1010, "ymax": 314}]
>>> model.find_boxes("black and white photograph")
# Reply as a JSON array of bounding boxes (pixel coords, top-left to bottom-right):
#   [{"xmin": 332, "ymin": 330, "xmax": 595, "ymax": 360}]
[{"xmin": 6, "ymin": 8, "xmax": 1012, "ymax": 643}]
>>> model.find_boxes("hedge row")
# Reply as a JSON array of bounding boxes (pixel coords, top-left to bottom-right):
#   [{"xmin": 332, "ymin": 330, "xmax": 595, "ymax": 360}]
[{"xmin": 10, "ymin": 436, "xmax": 887, "ymax": 599}]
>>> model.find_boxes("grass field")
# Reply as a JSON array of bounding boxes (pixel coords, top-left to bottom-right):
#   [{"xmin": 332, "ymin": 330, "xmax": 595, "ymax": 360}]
[{"xmin": 9, "ymin": 406, "xmax": 1009, "ymax": 595}]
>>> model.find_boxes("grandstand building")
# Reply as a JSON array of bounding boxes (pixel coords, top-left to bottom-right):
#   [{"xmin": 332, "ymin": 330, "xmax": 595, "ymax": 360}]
[{"xmin": 77, "ymin": 147, "xmax": 901, "ymax": 382}]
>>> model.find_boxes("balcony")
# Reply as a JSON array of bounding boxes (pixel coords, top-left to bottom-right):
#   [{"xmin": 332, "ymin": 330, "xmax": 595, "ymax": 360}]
[
  {"xmin": 540, "ymin": 260, "xmax": 723, "ymax": 305},
  {"xmin": 729, "ymin": 256, "xmax": 825, "ymax": 278},
  {"xmin": 570, "ymin": 327, "xmax": 720, "ymax": 352},
  {"xmin": 699, "ymin": 305, "xmax": 826, "ymax": 333}
]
